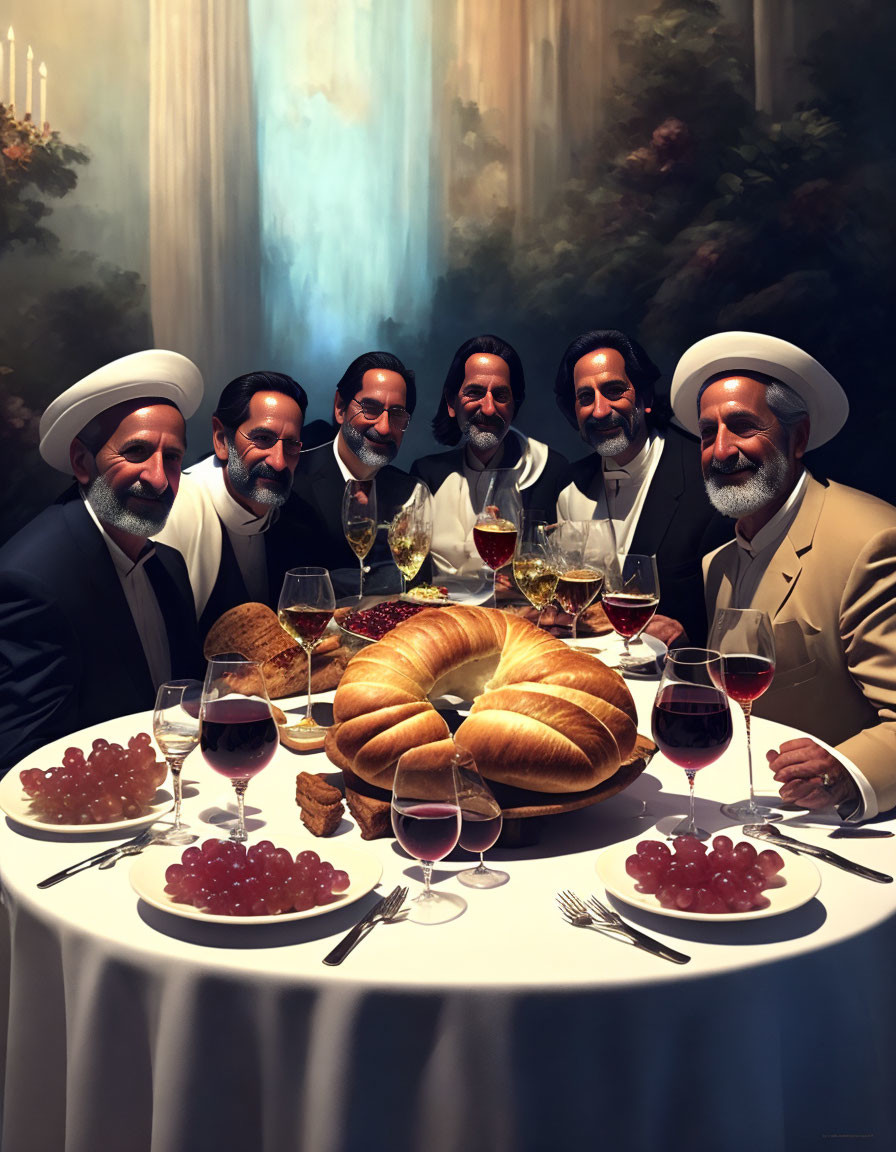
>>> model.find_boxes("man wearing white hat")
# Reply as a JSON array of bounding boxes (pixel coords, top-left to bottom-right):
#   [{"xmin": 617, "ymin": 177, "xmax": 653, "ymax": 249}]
[
  {"xmin": 0, "ymin": 350, "xmax": 204, "ymax": 773},
  {"xmin": 671, "ymin": 331, "xmax": 896, "ymax": 820}
]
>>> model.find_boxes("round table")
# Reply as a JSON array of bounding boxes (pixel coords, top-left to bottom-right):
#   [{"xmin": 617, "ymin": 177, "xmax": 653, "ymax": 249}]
[{"xmin": 1, "ymin": 677, "xmax": 895, "ymax": 1152}]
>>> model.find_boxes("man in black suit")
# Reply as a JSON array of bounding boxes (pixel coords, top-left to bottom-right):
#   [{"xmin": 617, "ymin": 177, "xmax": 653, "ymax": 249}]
[
  {"xmin": 0, "ymin": 351, "xmax": 203, "ymax": 773},
  {"xmin": 553, "ymin": 329, "xmax": 730, "ymax": 644},
  {"xmin": 411, "ymin": 335, "xmax": 568, "ymax": 580},
  {"xmin": 291, "ymin": 351, "xmax": 419, "ymax": 598}
]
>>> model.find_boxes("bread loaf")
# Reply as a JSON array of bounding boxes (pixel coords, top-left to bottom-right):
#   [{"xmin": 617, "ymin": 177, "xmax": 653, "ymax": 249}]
[{"xmin": 328, "ymin": 605, "xmax": 637, "ymax": 793}]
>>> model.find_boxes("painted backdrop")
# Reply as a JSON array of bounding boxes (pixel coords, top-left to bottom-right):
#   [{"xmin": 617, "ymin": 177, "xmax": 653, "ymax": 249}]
[{"xmin": 1, "ymin": 0, "xmax": 891, "ymax": 542}]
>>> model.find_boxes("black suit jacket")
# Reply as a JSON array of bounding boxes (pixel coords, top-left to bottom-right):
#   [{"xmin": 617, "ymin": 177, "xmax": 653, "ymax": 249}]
[
  {"xmin": 291, "ymin": 442, "xmax": 420, "ymax": 597},
  {"xmin": 0, "ymin": 492, "xmax": 200, "ymax": 773},
  {"xmin": 559, "ymin": 427, "xmax": 732, "ymax": 643}
]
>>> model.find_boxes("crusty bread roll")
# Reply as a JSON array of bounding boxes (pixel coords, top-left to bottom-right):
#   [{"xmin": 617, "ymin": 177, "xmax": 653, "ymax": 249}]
[
  {"xmin": 328, "ymin": 605, "xmax": 637, "ymax": 793},
  {"xmin": 204, "ymin": 602, "xmax": 348, "ymax": 698}
]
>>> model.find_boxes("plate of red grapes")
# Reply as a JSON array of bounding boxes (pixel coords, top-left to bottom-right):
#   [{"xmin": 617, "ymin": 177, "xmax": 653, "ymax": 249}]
[
  {"xmin": 596, "ymin": 834, "xmax": 821, "ymax": 922},
  {"xmin": 1, "ymin": 733, "xmax": 172, "ymax": 834},
  {"xmin": 129, "ymin": 836, "xmax": 383, "ymax": 924}
]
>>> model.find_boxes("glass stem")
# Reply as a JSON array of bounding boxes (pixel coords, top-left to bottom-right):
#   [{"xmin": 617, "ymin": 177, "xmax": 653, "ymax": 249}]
[
  {"xmin": 686, "ymin": 769, "xmax": 697, "ymax": 835},
  {"xmin": 491, "ymin": 568, "xmax": 497, "ymax": 607},
  {"xmin": 170, "ymin": 757, "xmax": 184, "ymax": 829},
  {"xmin": 358, "ymin": 556, "xmax": 365, "ymax": 599},
  {"xmin": 743, "ymin": 703, "xmax": 755, "ymax": 804},
  {"xmin": 571, "ymin": 611, "xmax": 579, "ymax": 641},
  {"xmin": 305, "ymin": 647, "xmax": 314, "ymax": 721},
  {"xmin": 421, "ymin": 859, "xmax": 433, "ymax": 899},
  {"xmin": 399, "ymin": 571, "xmax": 406, "ymax": 594},
  {"xmin": 231, "ymin": 779, "xmax": 248, "ymax": 842},
  {"xmin": 476, "ymin": 852, "xmax": 489, "ymax": 875}
]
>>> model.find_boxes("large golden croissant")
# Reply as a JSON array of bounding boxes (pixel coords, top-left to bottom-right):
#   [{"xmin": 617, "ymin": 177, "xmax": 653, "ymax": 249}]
[{"xmin": 328, "ymin": 605, "xmax": 638, "ymax": 792}]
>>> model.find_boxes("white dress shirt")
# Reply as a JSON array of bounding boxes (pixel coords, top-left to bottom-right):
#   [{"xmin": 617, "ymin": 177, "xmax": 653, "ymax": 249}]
[{"xmin": 81, "ymin": 495, "xmax": 171, "ymax": 689}]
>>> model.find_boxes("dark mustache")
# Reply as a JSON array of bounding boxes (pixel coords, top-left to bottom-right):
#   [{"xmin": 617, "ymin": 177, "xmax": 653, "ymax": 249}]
[
  {"xmin": 471, "ymin": 413, "xmax": 505, "ymax": 430},
  {"xmin": 363, "ymin": 428, "xmax": 396, "ymax": 446},
  {"xmin": 250, "ymin": 462, "xmax": 291, "ymax": 484},
  {"xmin": 127, "ymin": 481, "xmax": 174, "ymax": 506},
  {"xmin": 584, "ymin": 413, "xmax": 626, "ymax": 434}
]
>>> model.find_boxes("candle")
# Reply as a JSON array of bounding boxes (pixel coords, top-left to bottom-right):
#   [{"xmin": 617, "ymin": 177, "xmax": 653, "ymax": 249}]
[
  {"xmin": 39, "ymin": 62, "xmax": 46, "ymax": 127},
  {"xmin": 25, "ymin": 46, "xmax": 33, "ymax": 118},
  {"xmin": 7, "ymin": 27, "xmax": 14, "ymax": 111}
]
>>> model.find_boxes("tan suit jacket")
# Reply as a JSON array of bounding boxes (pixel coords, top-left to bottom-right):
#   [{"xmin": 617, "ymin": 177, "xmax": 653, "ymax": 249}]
[{"xmin": 703, "ymin": 474, "xmax": 896, "ymax": 814}]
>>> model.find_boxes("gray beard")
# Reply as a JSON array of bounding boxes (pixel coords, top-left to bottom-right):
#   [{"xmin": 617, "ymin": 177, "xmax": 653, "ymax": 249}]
[
  {"xmin": 703, "ymin": 448, "xmax": 791, "ymax": 518},
  {"xmin": 226, "ymin": 442, "xmax": 290, "ymax": 507},
  {"xmin": 459, "ymin": 414, "xmax": 507, "ymax": 453},
  {"xmin": 340, "ymin": 422, "xmax": 397, "ymax": 468},
  {"xmin": 85, "ymin": 474, "xmax": 174, "ymax": 537},
  {"xmin": 583, "ymin": 409, "xmax": 641, "ymax": 458}
]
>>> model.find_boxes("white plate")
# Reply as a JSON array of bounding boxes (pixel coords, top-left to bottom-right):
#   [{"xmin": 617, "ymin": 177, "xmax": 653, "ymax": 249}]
[
  {"xmin": 595, "ymin": 839, "xmax": 821, "ymax": 922},
  {"xmin": 0, "ymin": 768, "xmax": 171, "ymax": 835},
  {"xmin": 562, "ymin": 632, "xmax": 667, "ymax": 670},
  {"xmin": 129, "ymin": 839, "xmax": 383, "ymax": 925}
]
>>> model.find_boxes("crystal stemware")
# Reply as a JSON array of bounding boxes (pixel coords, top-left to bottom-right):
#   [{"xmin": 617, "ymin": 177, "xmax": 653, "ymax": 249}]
[
  {"xmin": 651, "ymin": 648, "xmax": 733, "ymax": 840},
  {"xmin": 342, "ymin": 478, "xmax": 378, "ymax": 599},
  {"xmin": 387, "ymin": 480, "xmax": 434, "ymax": 593},
  {"xmin": 603, "ymin": 552, "xmax": 660, "ymax": 669},
  {"xmin": 200, "ymin": 656, "xmax": 277, "ymax": 843},
  {"xmin": 709, "ymin": 607, "xmax": 779, "ymax": 822},
  {"xmin": 512, "ymin": 513, "xmax": 559, "ymax": 626},
  {"xmin": 455, "ymin": 748, "xmax": 508, "ymax": 888},
  {"xmin": 552, "ymin": 520, "xmax": 610, "ymax": 639},
  {"xmin": 152, "ymin": 679, "xmax": 201, "ymax": 845},
  {"xmin": 390, "ymin": 740, "xmax": 467, "ymax": 924},
  {"xmin": 277, "ymin": 566, "xmax": 336, "ymax": 739},
  {"xmin": 473, "ymin": 469, "xmax": 521, "ymax": 604}
]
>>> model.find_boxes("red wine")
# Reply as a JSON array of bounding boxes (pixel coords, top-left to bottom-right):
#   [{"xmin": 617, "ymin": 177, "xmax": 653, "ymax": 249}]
[
  {"xmin": 391, "ymin": 802, "xmax": 460, "ymax": 862},
  {"xmin": 554, "ymin": 569, "xmax": 602, "ymax": 616},
  {"xmin": 200, "ymin": 698, "xmax": 278, "ymax": 779},
  {"xmin": 720, "ymin": 654, "xmax": 775, "ymax": 704},
  {"xmin": 473, "ymin": 521, "xmax": 518, "ymax": 570},
  {"xmin": 279, "ymin": 606, "xmax": 333, "ymax": 647},
  {"xmin": 651, "ymin": 686, "xmax": 732, "ymax": 772},
  {"xmin": 603, "ymin": 593, "xmax": 659, "ymax": 638},
  {"xmin": 459, "ymin": 811, "xmax": 503, "ymax": 853}
]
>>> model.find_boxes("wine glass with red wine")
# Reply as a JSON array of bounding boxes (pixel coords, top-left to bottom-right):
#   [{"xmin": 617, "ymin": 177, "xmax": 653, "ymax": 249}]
[
  {"xmin": 454, "ymin": 747, "xmax": 508, "ymax": 889},
  {"xmin": 602, "ymin": 552, "xmax": 660, "ymax": 669},
  {"xmin": 390, "ymin": 741, "xmax": 467, "ymax": 924},
  {"xmin": 277, "ymin": 567, "xmax": 336, "ymax": 740},
  {"xmin": 709, "ymin": 608, "xmax": 778, "ymax": 822},
  {"xmin": 472, "ymin": 470, "xmax": 522, "ymax": 605},
  {"xmin": 651, "ymin": 648, "xmax": 733, "ymax": 839},
  {"xmin": 200, "ymin": 657, "xmax": 278, "ymax": 843}
]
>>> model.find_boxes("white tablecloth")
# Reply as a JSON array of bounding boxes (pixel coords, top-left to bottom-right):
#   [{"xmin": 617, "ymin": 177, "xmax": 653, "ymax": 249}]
[{"xmin": 2, "ymin": 680, "xmax": 896, "ymax": 1152}]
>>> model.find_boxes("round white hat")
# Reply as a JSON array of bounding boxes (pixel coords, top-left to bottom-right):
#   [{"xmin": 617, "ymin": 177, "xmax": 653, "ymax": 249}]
[
  {"xmin": 39, "ymin": 350, "xmax": 204, "ymax": 473},
  {"xmin": 670, "ymin": 331, "xmax": 848, "ymax": 451}
]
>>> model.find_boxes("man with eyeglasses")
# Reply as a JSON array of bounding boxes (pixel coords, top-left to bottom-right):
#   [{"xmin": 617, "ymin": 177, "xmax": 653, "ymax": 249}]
[
  {"xmin": 291, "ymin": 351, "xmax": 420, "ymax": 596},
  {"xmin": 157, "ymin": 370, "xmax": 313, "ymax": 637},
  {"xmin": 411, "ymin": 335, "xmax": 568, "ymax": 579}
]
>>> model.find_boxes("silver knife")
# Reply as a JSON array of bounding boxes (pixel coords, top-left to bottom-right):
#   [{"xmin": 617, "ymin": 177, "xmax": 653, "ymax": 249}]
[
  {"xmin": 37, "ymin": 829, "xmax": 152, "ymax": 889},
  {"xmin": 744, "ymin": 823, "xmax": 893, "ymax": 884},
  {"xmin": 322, "ymin": 885, "xmax": 401, "ymax": 966}
]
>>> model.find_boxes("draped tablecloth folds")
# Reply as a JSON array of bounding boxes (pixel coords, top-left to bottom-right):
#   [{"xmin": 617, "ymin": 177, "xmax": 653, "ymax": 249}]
[{"xmin": 1, "ymin": 678, "xmax": 895, "ymax": 1152}]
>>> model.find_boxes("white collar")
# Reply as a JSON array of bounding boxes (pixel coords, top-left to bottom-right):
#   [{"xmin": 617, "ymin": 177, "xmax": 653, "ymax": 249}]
[
  {"xmin": 601, "ymin": 433, "xmax": 661, "ymax": 485},
  {"xmin": 735, "ymin": 470, "xmax": 809, "ymax": 557},
  {"xmin": 80, "ymin": 490, "xmax": 156, "ymax": 576},
  {"xmin": 196, "ymin": 455, "xmax": 274, "ymax": 537}
]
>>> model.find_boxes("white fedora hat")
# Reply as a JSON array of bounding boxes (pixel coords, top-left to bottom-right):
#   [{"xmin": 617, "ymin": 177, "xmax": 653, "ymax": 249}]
[
  {"xmin": 39, "ymin": 350, "xmax": 204, "ymax": 473},
  {"xmin": 670, "ymin": 331, "xmax": 848, "ymax": 451}
]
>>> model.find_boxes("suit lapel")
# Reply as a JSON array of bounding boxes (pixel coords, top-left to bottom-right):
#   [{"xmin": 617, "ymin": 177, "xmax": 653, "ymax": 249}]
[{"xmin": 630, "ymin": 435, "xmax": 685, "ymax": 557}]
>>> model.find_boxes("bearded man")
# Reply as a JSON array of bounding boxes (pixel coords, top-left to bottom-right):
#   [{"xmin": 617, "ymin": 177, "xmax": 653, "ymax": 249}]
[
  {"xmin": 291, "ymin": 351, "xmax": 420, "ymax": 597},
  {"xmin": 156, "ymin": 371, "xmax": 313, "ymax": 637},
  {"xmin": 671, "ymin": 331, "xmax": 896, "ymax": 820},
  {"xmin": 411, "ymin": 335, "xmax": 568, "ymax": 579},
  {"xmin": 553, "ymin": 329, "xmax": 729, "ymax": 644},
  {"xmin": 0, "ymin": 351, "xmax": 203, "ymax": 773}
]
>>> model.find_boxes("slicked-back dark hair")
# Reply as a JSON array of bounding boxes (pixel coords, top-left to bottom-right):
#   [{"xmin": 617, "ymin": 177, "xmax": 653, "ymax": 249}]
[
  {"xmin": 214, "ymin": 371, "xmax": 308, "ymax": 431},
  {"xmin": 334, "ymin": 351, "xmax": 416, "ymax": 415},
  {"xmin": 554, "ymin": 329, "xmax": 664, "ymax": 431},
  {"xmin": 432, "ymin": 334, "xmax": 525, "ymax": 446}
]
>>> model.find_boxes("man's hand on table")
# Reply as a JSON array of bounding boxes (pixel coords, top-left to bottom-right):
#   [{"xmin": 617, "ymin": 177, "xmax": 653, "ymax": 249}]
[
  {"xmin": 767, "ymin": 738, "xmax": 862, "ymax": 812},
  {"xmin": 644, "ymin": 614, "xmax": 687, "ymax": 648}
]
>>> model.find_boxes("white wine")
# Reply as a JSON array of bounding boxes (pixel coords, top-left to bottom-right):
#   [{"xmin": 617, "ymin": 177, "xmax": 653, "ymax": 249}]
[
  {"xmin": 513, "ymin": 556, "xmax": 559, "ymax": 610},
  {"xmin": 388, "ymin": 530, "xmax": 429, "ymax": 579},
  {"xmin": 345, "ymin": 518, "xmax": 376, "ymax": 559}
]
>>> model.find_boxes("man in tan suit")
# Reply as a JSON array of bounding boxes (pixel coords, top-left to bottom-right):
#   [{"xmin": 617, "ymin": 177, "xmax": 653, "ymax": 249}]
[{"xmin": 671, "ymin": 332, "xmax": 896, "ymax": 820}]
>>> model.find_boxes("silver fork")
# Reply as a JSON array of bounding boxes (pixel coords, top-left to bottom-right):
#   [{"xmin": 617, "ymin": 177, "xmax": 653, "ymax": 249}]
[
  {"xmin": 556, "ymin": 890, "xmax": 690, "ymax": 965},
  {"xmin": 323, "ymin": 885, "xmax": 408, "ymax": 966}
]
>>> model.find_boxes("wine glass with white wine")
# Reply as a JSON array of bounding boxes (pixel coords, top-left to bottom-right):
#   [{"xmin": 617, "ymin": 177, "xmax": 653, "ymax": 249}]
[
  {"xmin": 387, "ymin": 480, "xmax": 434, "ymax": 593},
  {"xmin": 342, "ymin": 478, "xmax": 377, "ymax": 599},
  {"xmin": 512, "ymin": 513, "xmax": 558, "ymax": 626}
]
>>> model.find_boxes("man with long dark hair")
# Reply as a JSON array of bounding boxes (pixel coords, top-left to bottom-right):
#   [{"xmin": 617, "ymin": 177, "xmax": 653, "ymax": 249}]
[
  {"xmin": 411, "ymin": 335, "xmax": 567, "ymax": 579},
  {"xmin": 553, "ymin": 328, "xmax": 729, "ymax": 644}
]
